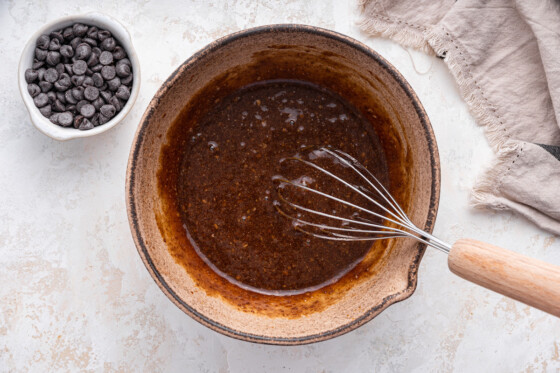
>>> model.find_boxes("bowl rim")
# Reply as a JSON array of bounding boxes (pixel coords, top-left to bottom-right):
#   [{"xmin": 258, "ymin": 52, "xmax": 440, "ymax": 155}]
[
  {"xmin": 18, "ymin": 12, "xmax": 141, "ymax": 141},
  {"xmin": 126, "ymin": 24, "xmax": 440, "ymax": 345}
]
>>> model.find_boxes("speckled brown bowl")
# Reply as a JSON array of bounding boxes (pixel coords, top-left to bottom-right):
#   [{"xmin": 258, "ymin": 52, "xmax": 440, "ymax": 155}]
[{"xmin": 126, "ymin": 25, "xmax": 440, "ymax": 345}]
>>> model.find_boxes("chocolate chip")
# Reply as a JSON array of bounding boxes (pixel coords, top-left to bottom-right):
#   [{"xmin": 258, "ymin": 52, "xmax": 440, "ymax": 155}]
[
  {"xmin": 107, "ymin": 77, "xmax": 121, "ymax": 91},
  {"xmin": 65, "ymin": 90, "xmax": 77, "ymax": 104},
  {"xmin": 91, "ymin": 64, "xmax": 103, "ymax": 73},
  {"xmin": 92, "ymin": 97, "xmax": 105, "ymax": 110},
  {"xmin": 35, "ymin": 48, "xmax": 48, "ymax": 61},
  {"xmin": 73, "ymin": 23, "xmax": 88, "ymax": 37},
  {"xmin": 75, "ymin": 43, "xmax": 92, "ymax": 60},
  {"xmin": 100, "ymin": 37, "xmax": 116, "ymax": 51},
  {"xmin": 115, "ymin": 62, "xmax": 131, "ymax": 78},
  {"xmin": 86, "ymin": 68, "xmax": 93, "ymax": 77},
  {"xmin": 66, "ymin": 104, "xmax": 75, "ymax": 112},
  {"xmin": 100, "ymin": 104, "xmax": 116, "ymax": 118},
  {"xmin": 79, "ymin": 103, "xmax": 95, "ymax": 118},
  {"xmin": 87, "ymin": 52, "xmax": 99, "ymax": 67},
  {"xmin": 47, "ymin": 91, "xmax": 57, "ymax": 104},
  {"xmin": 39, "ymin": 104, "xmax": 52, "ymax": 117},
  {"xmin": 53, "ymin": 100, "xmax": 66, "ymax": 112},
  {"xmin": 46, "ymin": 51, "xmax": 61, "ymax": 66},
  {"xmin": 97, "ymin": 30, "xmax": 111, "ymax": 41},
  {"xmin": 39, "ymin": 81, "xmax": 53, "ymax": 92},
  {"xmin": 72, "ymin": 87, "xmax": 85, "ymax": 100},
  {"xmin": 83, "ymin": 38, "xmax": 97, "ymax": 47},
  {"xmin": 28, "ymin": 84, "xmax": 41, "ymax": 97},
  {"xmin": 112, "ymin": 46, "xmax": 126, "ymax": 60},
  {"xmin": 78, "ymin": 118, "xmax": 94, "ymax": 130},
  {"xmin": 60, "ymin": 72, "xmax": 71, "ymax": 82},
  {"xmin": 92, "ymin": 47, "xmax": 102, "ymax": 56},
  {"xmin": 49, "ymin": 31, "xmax": 64, "ymax": 43},
  {"xmin": 37, "ymin": 68, "xmax": 46, "ymax": 81},
  {"xmin": 60, "ymin": 45, "xmax": 74, "ymax": 58},
  {"xmin": 92, "ymin": 73, "xmax": 104, "ymax": 87},
  {"xmin": 115, "ymin": 85, "xmax": 130, "ymax": 101},
  {"xmin": 118, "ymin": 58, "xmax": 131, "ymax": 66},
  {"xmin": 76, "ymin": 100, "xmax": 88, "ymax": 113},
  {"xmin": 55, "ymin": 63, "xmax": 65, "ymax": 75},
  {"xmin": 44, "ymin": 68, "xmax": 59, "ymax": 83},
  {"xmin": 72, "ymin": 60, "xmax": 87, "ymax": 75},
  {"xmin": 32, "ymin": 61, "xmax": 45, "ymax": 69},
  {"xmin": 48, "ymin": 38, "xmax": 61, "ymax": 51},
  {"xmin": 33, "ymin": 93, "xmax": 48, "ymax": 107},
  {"xmin": 49, "ymin": 113, "xmax": 60, "ymax": 124},
  {"xmin": 100, "ymin": 90, "xmax": 112, "ymax": 102},
  {"xmin": 87, "ymin": 26, "xmax": 98, "ymax": 39},
  {"xmin": 84, "ymin": 86, "xmax": 99, "ymax": 101},
  {"xmin": 121, "ymin": 74, "xmax": 133, "ymax": 85},
  {"xmin": 71, "ymin": 75, "xmax": 84, "ymax": 87},
  {"xmin": 82, "ymin": 77, "xmax": 94, "ymax": 87},
  {"xmin": 98, "ymin": 113, "xmax": 110, "ymax": 125},
  {"xmin": 36, "ymin": 34, "xmax": 50, "ymax": 49},
  {"xmin": 58, "ymin": 112, "xmax": 74, "ymax": 126},
  {"xmin": 101, "ymin": 65, "xmax": 115, "ymax": 80},
  {"xmin": 109, "ymin": 96, "xmax": 122, "ymax": 111},
  {"xmin": 54, "ymin": 73, "xmax": 71, "ymax": 91},
  {"xmin": 91, "ymin": 113, "xmax": 100, "ymax": 126},
  {"xmin": 70, "ymin": 37, "xmax": 82, "ymax": 51},
  {"xmin": 25, "ymin": 69, "xmax": 38, "ymax": 83},
  {"xmin": 63, "ymin": 27, "xmax": 74, "ymax": 41},
  {"xmin": 73, "ymin": 115, "xmax": 84, "ymax": 129},
  {"xmin": 56, "ymin": 92, "xmax": 66, "ymax": 103},
  {"xmin": 99, "ymin": 51, "xmax": 113, "ymax": 65},
  {"xmin": 64, "ymin": 64, "xmax": 73, "ymax": 75}
]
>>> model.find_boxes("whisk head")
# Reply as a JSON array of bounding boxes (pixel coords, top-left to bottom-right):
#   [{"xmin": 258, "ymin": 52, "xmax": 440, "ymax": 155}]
[{"xmin": 272, "ymin": 146, "xmax": 450, "ymax": 253}]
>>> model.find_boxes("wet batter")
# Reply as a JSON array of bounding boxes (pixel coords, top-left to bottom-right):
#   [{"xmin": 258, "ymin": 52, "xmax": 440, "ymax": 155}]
[{"xmin": 174, "ymin": 80, "xmax": 388, "ymax": 294}]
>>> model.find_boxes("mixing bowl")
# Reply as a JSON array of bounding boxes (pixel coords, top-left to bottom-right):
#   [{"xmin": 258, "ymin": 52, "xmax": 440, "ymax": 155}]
[{"xmin": 126, "ymin": 24, "xmax": 440, "ymax": 345}]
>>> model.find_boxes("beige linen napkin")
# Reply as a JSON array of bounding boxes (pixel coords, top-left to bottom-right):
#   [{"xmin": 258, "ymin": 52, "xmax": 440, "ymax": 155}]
[{"xmin": 359, "ymin": 0, "xmax": 560, "ymax": 234}]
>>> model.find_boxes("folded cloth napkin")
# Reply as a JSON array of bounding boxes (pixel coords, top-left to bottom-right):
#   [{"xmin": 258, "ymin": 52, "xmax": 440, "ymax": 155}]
[{"xmin": 359, "ymin": 0, "xmax": 560, "ymax": 235}]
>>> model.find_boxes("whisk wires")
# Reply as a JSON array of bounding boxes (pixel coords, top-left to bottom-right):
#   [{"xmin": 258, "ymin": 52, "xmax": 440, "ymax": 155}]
[{"xmin": 274, "ymin": 147, "xmax": 451, "ymax": 253}]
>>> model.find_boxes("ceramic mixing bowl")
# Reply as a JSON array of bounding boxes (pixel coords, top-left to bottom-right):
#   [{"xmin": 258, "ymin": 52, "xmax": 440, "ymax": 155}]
[{"xmin": 126, "ymin": 24, "xmax": 440, "ymax": 345}]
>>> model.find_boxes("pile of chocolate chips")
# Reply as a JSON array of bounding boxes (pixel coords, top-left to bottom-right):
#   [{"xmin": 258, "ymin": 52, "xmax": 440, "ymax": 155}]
[{"xmin": 25, "ymin": 23, "xmax": 133, "ymax": 130}]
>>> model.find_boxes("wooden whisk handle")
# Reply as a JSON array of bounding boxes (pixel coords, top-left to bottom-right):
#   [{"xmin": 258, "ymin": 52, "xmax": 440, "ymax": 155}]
[{"xmin": 448, "ymin": 238, "xmax": 560, "ymax": 317}]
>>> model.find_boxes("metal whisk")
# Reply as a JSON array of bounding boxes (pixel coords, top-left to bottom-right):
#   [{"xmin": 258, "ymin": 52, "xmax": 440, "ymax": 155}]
[
  {"xmin": 273, "ymin": 146, "xmax": 560, "ymax": 318},
  {"xmin": 273, "ymin": 146, "xmax": 452, "ymax": 253}
]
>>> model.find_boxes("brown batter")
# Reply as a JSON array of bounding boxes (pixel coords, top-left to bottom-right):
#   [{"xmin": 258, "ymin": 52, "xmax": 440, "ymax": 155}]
[{"xmin": 174, "ymin": 80, "xmax": 388, "ymax": 295}]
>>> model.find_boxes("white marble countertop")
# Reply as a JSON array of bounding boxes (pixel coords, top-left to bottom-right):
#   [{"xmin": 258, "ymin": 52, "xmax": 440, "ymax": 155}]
[{"xmin": 1, "ymin": 1, "xmax": 559, "ymax": 371}]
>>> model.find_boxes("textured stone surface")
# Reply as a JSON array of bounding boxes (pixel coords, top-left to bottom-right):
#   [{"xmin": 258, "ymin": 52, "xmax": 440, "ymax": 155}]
[{"xmin": 1, "ymin": 0, "xmax": 559, "ymax": 371}]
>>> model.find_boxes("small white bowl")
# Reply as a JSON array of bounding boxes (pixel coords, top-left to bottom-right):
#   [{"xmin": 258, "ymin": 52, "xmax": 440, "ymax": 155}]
[{"xmin": 18, "ymin": 12, "xmax": 141, "ymax": 141}]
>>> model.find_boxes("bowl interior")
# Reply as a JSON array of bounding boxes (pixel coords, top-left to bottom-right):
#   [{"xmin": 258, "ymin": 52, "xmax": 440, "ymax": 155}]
[
  {"xmin": 127, "ymin": 25, "xmax": 439, "ymax": 345},
  {"xmin": 19, "ymin": 12, "xmax": 140, "ymax": 141}
]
